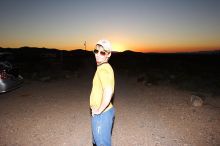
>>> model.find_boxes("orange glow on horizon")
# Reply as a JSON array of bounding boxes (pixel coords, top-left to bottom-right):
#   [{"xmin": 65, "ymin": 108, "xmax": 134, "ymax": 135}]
[
  {"xmin": 135, "ymin": 46, "xmax": 220, "ymax": 53},
  {"xmin": 59, "ymin": 45, "xmax": 220, "ymax": 53},
  {"xmin": 112, "ymin": 43, "xmax": 127, "ymax": 52}
]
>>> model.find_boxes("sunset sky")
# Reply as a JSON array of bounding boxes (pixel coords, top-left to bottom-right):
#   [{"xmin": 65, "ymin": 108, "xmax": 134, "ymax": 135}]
[{"xmin": 0, "ymin": 0, "xmax": 220, "ymax": 53}]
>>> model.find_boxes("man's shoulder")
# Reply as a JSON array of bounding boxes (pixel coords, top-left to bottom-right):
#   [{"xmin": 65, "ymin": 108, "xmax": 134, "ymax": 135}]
[
  {"xmin": 98, "ymin": 63, "xmax": 114, "ymax": 74},
  {"xmin": 98, "ymin": 63, "xmax": 112, "ymax": 70}
]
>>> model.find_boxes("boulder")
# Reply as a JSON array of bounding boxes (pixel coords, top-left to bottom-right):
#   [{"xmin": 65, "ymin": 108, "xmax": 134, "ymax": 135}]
[{"xmin": 190, "ymin": 95, "xmax": 204, "ymax": 107}]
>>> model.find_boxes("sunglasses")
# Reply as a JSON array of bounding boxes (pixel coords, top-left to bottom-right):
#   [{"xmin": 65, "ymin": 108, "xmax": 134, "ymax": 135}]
[{"xmin": 93, "ymin": 49, "xmax": 108, "ymax": 56}]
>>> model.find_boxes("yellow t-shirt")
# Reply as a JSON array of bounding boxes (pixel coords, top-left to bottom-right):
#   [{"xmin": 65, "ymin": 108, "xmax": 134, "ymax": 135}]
[{"xmin": 90, "ymin": 63, "xmax": 114, "ymax": 113}]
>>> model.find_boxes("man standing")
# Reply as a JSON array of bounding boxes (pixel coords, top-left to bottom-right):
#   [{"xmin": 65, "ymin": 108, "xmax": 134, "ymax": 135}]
[{"xmin": 90, "ymin": 39, "xmax": 115, "ymax": 146}]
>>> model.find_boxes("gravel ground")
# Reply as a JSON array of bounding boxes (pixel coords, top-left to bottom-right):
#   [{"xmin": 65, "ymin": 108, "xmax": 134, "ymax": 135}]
[{"xmin": 0, "ymin": 74, "xmax": 220, "ymax": 146}]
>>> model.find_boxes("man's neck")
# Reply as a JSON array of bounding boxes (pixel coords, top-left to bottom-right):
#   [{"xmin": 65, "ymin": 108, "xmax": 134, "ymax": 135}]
[{"xmin": 97, "ymin": 61, "xmax": 108, "ymax": 66}]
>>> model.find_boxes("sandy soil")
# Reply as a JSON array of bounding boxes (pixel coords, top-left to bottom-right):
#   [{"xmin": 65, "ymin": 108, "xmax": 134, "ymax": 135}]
[{"xmin": 0, "ymin": 73, "xmax": 220, "ymax": 146}]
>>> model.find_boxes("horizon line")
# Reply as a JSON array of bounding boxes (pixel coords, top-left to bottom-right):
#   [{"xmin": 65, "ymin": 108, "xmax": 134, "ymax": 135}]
[{"xmin": 1, "ymin": 46, "xmax": 220, "ymax": 54}]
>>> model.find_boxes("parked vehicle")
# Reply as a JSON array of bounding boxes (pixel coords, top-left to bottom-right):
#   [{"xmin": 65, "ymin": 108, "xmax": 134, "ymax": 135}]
[{"xmin": 0, "ymin": 52, "xmax": 23, "ymax": 93}]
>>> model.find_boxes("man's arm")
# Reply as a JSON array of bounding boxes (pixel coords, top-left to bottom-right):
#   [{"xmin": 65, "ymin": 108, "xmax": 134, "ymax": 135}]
[{"xmin": 92, "ymin": 87, "xmax": 113, "ymax": 116}]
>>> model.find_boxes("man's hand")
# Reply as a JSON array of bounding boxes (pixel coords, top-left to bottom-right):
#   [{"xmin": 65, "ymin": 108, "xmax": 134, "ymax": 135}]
[{"xmin": 92, "ymin": 108, "xmax": 101, "ymax": 117}]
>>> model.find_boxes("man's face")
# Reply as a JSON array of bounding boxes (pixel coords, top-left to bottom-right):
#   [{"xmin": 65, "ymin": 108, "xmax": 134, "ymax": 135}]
[{"xmin": 94, "ymin": 45, "xmax": 111, "ymax": 64}]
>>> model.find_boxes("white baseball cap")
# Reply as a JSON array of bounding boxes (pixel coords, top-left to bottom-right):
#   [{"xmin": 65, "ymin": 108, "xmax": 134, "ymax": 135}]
[{"xmin": 96, "ymin": 39, "xmax": 112, "ymax": 52}]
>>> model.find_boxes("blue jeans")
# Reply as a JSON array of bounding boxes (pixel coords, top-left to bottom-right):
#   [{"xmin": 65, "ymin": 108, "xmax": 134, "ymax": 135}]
[{"xmin": 91, "ymin": 107, "xmax": 115, "ymax": 146}]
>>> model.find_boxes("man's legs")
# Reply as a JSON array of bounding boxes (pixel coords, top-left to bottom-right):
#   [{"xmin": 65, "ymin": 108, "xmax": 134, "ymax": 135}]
[{"xmin": 92, "ymin": 107, "xmax": 115, "ymax": 146}]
